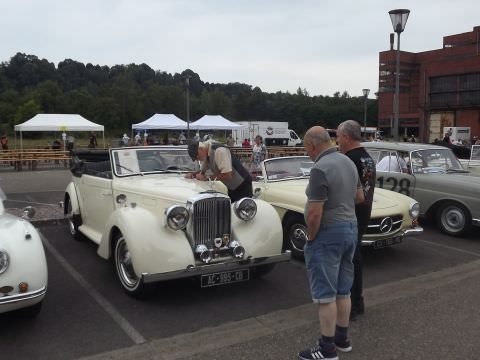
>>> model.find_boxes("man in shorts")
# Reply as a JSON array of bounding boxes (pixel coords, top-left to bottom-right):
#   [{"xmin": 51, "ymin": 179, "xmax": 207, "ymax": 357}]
[{"xmin": 298, "ymin": 126, "xmax": 364, "ymax": 360}]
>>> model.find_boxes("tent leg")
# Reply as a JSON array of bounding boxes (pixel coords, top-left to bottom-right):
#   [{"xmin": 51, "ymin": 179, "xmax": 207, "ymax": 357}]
[{"xmin": 102, "ymin": 132, "xmax": 105, "ymax": 149}]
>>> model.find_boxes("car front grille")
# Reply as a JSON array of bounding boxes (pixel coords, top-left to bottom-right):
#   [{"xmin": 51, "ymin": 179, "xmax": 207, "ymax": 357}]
[
  {"xmin": 192, "ymin": 196, "xmax": 231, "ymax": 247},
  {"xmin": 366, "ymin": 214, "xmax": 403, "ymax": 235}
]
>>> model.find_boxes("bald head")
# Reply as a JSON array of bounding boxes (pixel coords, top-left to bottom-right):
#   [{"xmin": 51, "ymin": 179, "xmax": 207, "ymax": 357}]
[
  {"xmin": 304, "ymin": 126, "xmax": 332, "ymax": 160},
  {"xmin": 304, "ymin": 126, "xmax": 331, "ymax": 146}
]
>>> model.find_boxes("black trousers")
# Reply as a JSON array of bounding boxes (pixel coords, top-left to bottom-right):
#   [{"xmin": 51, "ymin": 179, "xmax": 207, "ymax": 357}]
[
  {"xmin": 228, "ymin": 179, "xmax": 253, "ymax": 202},
  {"xmin": 351, "ymin": 222, "xmax": 368, "ymax": 307}
]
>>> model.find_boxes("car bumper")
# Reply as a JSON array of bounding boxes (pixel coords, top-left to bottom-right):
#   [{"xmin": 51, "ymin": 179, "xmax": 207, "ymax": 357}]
[
  {"xmin": 141, "ymin": 251, "xmax": 291, "ymax": 284},
  {"xmin": 473, "ymin": 218, "xmax": 480, "ymax": 226},
  {"xmin": 361, "ymin": 226, "xmax": 423, "ymax": 248},
  {"xmin": 0, "ymin": 286, "xmax": 46, "ymax": 313}
]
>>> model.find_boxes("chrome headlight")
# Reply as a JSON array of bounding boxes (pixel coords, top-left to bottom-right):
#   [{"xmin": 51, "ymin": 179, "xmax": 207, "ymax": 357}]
[
  {"xmin": 233, "ymin": 198, "xmax": 257, "ymax": 221},
  {"xmin": 165, "ymin": 205, "xmax": 189, "ymax": 230},
  {"xmin": 0, "ymin": 250, "xmax": 9, "ymax": 274},
  {"xmin": 409, "ymin": 202, "xmax": 420, "ymax": 219}
]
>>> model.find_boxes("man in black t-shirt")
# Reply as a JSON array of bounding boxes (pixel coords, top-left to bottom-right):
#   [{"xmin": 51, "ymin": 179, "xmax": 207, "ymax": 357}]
[{"xmin": 337, "ymin": 120, "xmax": 376, "ymax": 320}]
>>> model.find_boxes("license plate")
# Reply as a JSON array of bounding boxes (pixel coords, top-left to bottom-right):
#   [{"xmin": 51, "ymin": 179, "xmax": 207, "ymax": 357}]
[
  {"xmin": 373, "ymin": 236, "xmax": 402, "ymax": 249},
  {"xmin": 201, "ymin": 269, "xmax": 250, "ymax": 288}
]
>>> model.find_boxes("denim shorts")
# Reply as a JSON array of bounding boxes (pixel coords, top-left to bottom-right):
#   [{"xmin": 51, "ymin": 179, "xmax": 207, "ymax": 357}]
[{"xmin": 304, "ymin": 221, "xmax": 357, "ymax": 303}]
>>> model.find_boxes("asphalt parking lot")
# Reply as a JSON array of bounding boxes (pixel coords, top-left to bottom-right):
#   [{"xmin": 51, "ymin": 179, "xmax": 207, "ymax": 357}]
[{"xmin": 1, "ymin": 169, "xmax": 479, "ymax": 360}]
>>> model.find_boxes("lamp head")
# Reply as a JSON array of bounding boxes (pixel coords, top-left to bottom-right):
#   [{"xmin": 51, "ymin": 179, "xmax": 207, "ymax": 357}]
[{"xmin": 389, "ymin": 9, "xmax": 410, "ymax": 34}]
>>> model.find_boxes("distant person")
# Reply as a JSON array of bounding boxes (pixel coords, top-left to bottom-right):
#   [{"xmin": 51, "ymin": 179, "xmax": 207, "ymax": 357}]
[
  {"xmin": 474, "ymin": 136, "xmax": 480, "ymax": 145},
  {"xmin": 52, "ymin": 139, "xmax": 62, "ymax": 150},
  {"xmin": 409, "ymin": 134, "xmax": 416, "ymax": 143},
  {"xmin": 376, "ymin": 155, "xmax": 407, "ymax": 173},
  {"xmin": 122, "ymin": 133, "xmax": 130, "ymax": 146},
  {"xmin": 134, "ymin": 132, "xmax": 142, "ymax": 146},
  {"xmin": 250, "ymin": 135, "xmax": 267, "ymax": 176},
  {"xmin": 1, "ymin": 134, "xmax": 8, "ymax": 150},
  {"xmin": 225, "ymin": 135, "xmax": 235, "ymax": 147},
  {"xmin": 178, "ymin": 132, "xmax": 186, "ymax": 145},
  {"xmin": 443, "ymin": 130, "xmax": 452, "ymax": 144},
  {"xmin": 193, "ymin": 131, "xmax": 201, "ymax": 141},
  {"xmin": 88, "ymin": 132, "xmax": 98, "ymax": 148},
  {"xmin": 242, "ymin": 138, "xmax": 251, "ymax": 148},
  {"xmin": 67, "ymin": 134, "xmax": 75, "ymax": 151}
]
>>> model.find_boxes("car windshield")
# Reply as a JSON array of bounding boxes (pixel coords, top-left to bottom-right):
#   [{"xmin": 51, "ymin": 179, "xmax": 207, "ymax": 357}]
[
  {"xmin": 410, "ymin": 148, "xmax": 464, "ymax": 174},
  {"xmin": 263, "ymin": 156, "xmax": 313, "ymax": 181},
  {"xmin": 111, "ymin": 147, "xmax": 199, "ymax": 177}
]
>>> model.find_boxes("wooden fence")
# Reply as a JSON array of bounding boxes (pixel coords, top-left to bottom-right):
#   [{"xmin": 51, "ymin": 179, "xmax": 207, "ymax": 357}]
[{"xmin": 0, "ymin": 146, "xmax": 307, "ymax": 171}]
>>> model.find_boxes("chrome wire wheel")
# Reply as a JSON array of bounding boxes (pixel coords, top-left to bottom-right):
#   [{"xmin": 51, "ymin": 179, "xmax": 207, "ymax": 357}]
[
  {"xmin": 289, "ymin": 223, "xmax": 308, "ymax": 253},
  {"xmin": 114, "ymin": 236, "xmax": 140, "ymax": 290},
  {"xmin": 284, "ymin": 214, "xmax": 308, "ymax": 259}
]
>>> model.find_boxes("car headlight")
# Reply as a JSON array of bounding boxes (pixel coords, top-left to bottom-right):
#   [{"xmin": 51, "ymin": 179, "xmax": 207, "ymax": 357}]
[
  {"xmin": 233, "ymin": 198, "xmax": 257, "ymax": 221},
  {"xmin": 0, "ymin": 250, "xmax": 9, "ymax": 274},
  {"xmin": 165, "ymin": 205, "xmax": 189, "ymax": 230},
  {"xmin": 409, "ymin": 202, "xmax": 420, "ymax": 219}
]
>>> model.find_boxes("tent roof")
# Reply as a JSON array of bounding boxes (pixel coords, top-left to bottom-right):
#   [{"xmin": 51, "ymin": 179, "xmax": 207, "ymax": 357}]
[
  {"xmin": 14, "ymin": 114, "xmax": 104, "ymax": 132},
  {"xmin": 189, "ymin": 115, "xmax": 246, "ymax": 130},
  {"xmin": 132, "ymin": 114, "xmax": 187, "ymax": 130}
]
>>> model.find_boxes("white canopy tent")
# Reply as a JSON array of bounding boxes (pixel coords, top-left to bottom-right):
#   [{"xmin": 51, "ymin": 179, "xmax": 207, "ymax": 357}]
[
  {"xmin": 132, "ymin": 114, "xmax": 187, "ymax": 130},
  {"xmin": 14, "ymin": 114, "xmax": 105, "ymax": 149},
  {"xmin": 189, "ymin": 115, "xmax": 246, "ymax": 130}
]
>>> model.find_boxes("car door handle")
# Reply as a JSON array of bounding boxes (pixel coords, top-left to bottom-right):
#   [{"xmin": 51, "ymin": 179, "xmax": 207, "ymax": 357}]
[{"xmin": 101, "ymin": 191, "xmax": 113, "ymax": 197}]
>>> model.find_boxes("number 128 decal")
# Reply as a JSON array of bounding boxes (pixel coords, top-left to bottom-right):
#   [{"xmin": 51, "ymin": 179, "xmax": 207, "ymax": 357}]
[{"xmin": 377, "ymin": 176, "xmax": 411, "ymax": 196}]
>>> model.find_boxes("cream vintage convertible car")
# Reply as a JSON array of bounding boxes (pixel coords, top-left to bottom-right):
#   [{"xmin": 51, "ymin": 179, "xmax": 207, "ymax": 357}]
[
  {"xmin": 64, "ymin": 147, "xmax": 290, "ymax": 298},
  {"xmin": 0, "ymin": 186, "xmax": 47, "ymax": 316},
  {"xmin": 252, "ymin": 156, "xmax": 423, "ymax": 258}
]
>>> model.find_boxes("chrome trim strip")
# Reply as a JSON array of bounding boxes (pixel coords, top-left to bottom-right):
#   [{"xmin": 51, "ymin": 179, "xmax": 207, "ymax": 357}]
[
  {"xmin": 403, "ymin": 226, "xmax": 424, "ymax": 236},
  {"xmin": 361, "ymin": 226, "xmax": 423, "ymax": 246},
  {"xmin": 142, "ymin": 251, "xmax": 291, "ymax": 283},
  {"xmin": 472, "ymin": 218, "xmax": 480, "ymax": 226},
  {"xmin": 0, "ymin": 286, "xmax": 46, "ymax": 305}
]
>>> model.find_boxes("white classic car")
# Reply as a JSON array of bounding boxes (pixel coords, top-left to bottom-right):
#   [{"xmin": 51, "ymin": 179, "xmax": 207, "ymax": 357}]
[
  {"xmin": 0, "ymin": 187, "xmax": 47, "ymax": 316},
  {"xmin": 64, "ymin": 147, "xmax": 290, "ymax": 298},
  {"xmin": 252, "ymin": 156, "xmax": 423, "ymax": 258}
]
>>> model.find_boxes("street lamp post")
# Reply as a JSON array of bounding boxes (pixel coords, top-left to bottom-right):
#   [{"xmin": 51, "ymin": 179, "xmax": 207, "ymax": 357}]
[
  {"xmin": 362, "ymin": 88, "xmax": 370, "ymax": 137},
  {"xmin": 388, "ymin": 8, "xmax": 410, "ymax": 141},
  {"xmin": 185, "ymin": 75, "xmax": 191, "ymax": 139}
]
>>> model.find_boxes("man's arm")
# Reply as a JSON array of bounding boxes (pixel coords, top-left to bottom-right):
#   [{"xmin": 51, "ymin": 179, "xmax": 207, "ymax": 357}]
[
  {"xmin": 355, "ymin": 187, "xmax": 365, "ymax": 204},
  {"xmin": 306, "ymin": 201, "xmax": 324, "ymax": 241}
]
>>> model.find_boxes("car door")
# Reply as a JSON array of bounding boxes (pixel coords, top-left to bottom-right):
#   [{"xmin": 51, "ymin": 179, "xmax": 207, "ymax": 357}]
[
  {"xmin": 368, "ymin": 149, "xmax": 416, "ymax": 198},
  {"xmin": 77, "ymin": 175, "xmax": 115, "ymax": 236}
]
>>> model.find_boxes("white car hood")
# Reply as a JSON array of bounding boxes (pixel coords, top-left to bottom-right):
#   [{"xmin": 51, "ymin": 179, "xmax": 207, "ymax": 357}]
[{"xmin": 113, "ymin": 174, "xmax": 228, "ymax": 202}]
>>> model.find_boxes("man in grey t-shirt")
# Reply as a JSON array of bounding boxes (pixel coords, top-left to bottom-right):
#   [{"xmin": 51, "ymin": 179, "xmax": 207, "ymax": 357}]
[{"xmin": 298, "ymin": 126, "xmax": 364, "ymax": 360}]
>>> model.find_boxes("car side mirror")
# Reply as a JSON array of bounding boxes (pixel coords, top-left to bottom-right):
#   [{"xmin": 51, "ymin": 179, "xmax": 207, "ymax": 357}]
[{"xmin": 255, "ymin": 175, "xmax": 264, "ymax": 181}]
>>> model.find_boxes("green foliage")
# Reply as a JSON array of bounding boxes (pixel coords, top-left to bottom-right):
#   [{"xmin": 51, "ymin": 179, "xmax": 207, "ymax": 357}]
[{"xmin": 0, "ymin": 52, "xmax": 378, "ymax": 136}]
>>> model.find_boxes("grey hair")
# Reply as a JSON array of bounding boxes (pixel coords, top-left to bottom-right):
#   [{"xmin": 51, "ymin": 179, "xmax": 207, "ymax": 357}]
[
  {"xmin": 305, "ymin": 129, "xmax": 331, "ymax": 145},
  {"xmin": 337, "ymin": 120, "xmax": 362, "ymax": 141}
]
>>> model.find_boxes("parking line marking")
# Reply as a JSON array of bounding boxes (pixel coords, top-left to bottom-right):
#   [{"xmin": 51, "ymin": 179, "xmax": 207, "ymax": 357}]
[
  {"xmin": 414, "ymin": 238, "xmax": 480, "ymax": 257},
  {"xmin": 40, "ymin": 233, "xmax": 146, "ymax": 345}
]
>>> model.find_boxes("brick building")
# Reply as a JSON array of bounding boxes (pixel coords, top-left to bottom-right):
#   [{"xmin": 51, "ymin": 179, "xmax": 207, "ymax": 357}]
[{"xmin": 378, "ymin": 26, "xmax": 480, "ymax": 143}]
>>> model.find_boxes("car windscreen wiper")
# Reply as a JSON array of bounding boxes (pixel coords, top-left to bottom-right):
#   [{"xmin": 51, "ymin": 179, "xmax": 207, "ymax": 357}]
[{"xmin": 116, "ymin": 163, "xmax": 144, "ymax": 176}]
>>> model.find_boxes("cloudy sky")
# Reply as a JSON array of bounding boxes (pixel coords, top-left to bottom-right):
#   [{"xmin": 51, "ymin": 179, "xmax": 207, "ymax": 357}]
[{"xmin": 0, "ymin": 0, "xmax": 478, "ymax": 97}]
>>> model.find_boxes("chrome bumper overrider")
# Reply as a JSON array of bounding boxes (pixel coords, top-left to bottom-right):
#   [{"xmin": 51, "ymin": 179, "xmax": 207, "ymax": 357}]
[
  {"xmin": 142, "ymin": 251, "xmax": 291, "ymax": 284},
  {"xmin": 0, "ymin": 286, "xmax": 47, "ymax": 305},
  {"xmin": 361, "ymin": 226, "xmax": 423, "ymax": 246}
]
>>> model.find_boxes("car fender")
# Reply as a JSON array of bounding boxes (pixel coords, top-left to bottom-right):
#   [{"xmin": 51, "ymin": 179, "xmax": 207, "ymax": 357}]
[
  {"xmin": 0, "ymin": 216, "xmax": 48, "ymax": 293},
  {"xmin": 65, "ymin": 182, "xmax": 80, "ymax": 215},
  {"xmin": 97, "ymin": 206, "xmax": 195, "ymax": 276},
  {"xmin": 231, "ymin": 199, "xmax": 283, "ymax": 257}
]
